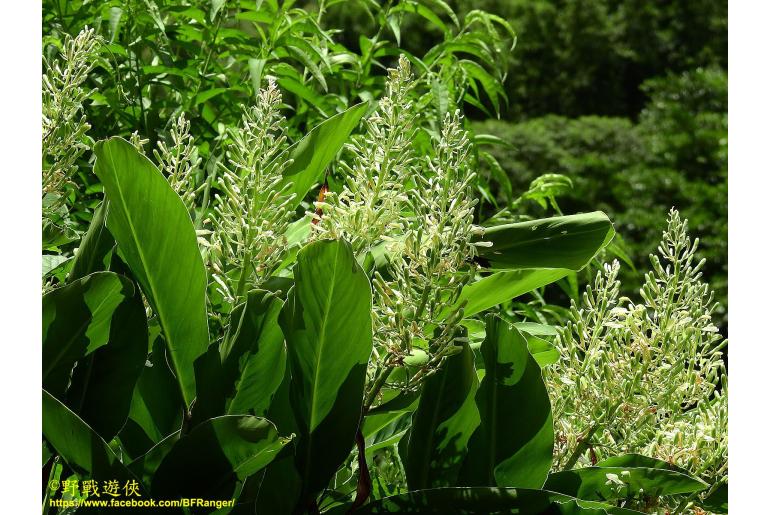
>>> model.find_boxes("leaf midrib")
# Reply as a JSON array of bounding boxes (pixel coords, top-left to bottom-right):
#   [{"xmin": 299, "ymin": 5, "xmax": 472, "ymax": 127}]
[
  {"xmin": 104, "ymin": 146, "xmax": 182, "ymax": 402},
  {"xmin": 308, "ymin": 241, "xmax": 342, "ymax": 430}
]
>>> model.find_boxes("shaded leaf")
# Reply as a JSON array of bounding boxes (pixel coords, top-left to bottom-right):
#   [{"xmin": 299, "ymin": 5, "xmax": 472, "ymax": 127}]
[
  {"xmin": 402, "ymin": 342, "xmax": 479, "ymax": 489},
  {"xmin": 42, "ymin": 271, "xmax": 134, "ymax": 397},
  {"xmin": 43, "ymin": 389, "xmax": 140, "ymax": 486},
  {"xmin": 460, "ymin": 316, "xmax": 554, "ymax": 489},
  {"xmin": 65, "ymin": 274, "xmax": 147, "ymax": 441},
  {"xmin": 152, "ymin": 416, "xmax": 287, "ymax": 499}
]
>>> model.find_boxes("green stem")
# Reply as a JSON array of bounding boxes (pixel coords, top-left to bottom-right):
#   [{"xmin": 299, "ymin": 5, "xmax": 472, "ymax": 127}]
[
  {"xmin": 564, "ymin": 423, "xmax": 600, "ymax": 470},
  {"xmin": 364, "ymin": 363, "xmax": 394, "ymax": 412}
]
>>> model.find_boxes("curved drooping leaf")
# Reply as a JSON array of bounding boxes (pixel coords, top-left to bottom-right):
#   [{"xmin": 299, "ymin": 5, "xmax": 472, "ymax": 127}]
[
  {"xmin": 279, "ymin": 239, "xmax": 373, "ymax": 505},
  {"xmin": 278, "ymin": 103, "xmax": 369, "ymax": 208},
  {"xmin": 65, "ymin": 274, "xmax": 147, "ymax": 441},
  {"xmin": 402, "ymin": 342, "xmax": 479, "ymax": 489},
  {"xmin": 473, "ymin": 212, "xmax": 614, "ymax": 270},
  {"xmin": 42, "ymin": 389, "xmax": 140, "ymax": 487},
  {"xmin": 544, "ymin": 462, "xmax": 708, "ymax": 502},
  {"xmin": 466, "ymin": 321, "xmax": 559, "ymax": 367},
  {"xmin": 443, "ymin": 213, "xmax": 615, "ymax": 319},
  {"xmin": 94, "ymin": 137, "xmax": 209, "ymax": 407},
  {"xmin": 42, "ymin": 271, "xmax": 135, "ymax": 398},
  {"xmin": 339, "ymin": 487, "xmax": 641, "ymax": 514},
  {"xmin": 69, "ymin": 201, "xmax": 115, "ymax": 282},
  {"xmin": 522, "ymin": 332, "xmax": 559, "ymax": 368},
  {"xmin": 151, "ymin": 416, "xmax": 287, "ymax": 500},
  {"xmin": 449, "ymin": 269, "xmax": 570, "ymax": 319},
  {"xmin": 191, "ymin": 289, "xmax": 286, "ymax": 425},
  {"xmin": 460, "ymin": 316, "xmax": 554, "ymax": 489},
  {"xmin": 222, "ymin": 290, "xmax": 286, "ymax": 415}
]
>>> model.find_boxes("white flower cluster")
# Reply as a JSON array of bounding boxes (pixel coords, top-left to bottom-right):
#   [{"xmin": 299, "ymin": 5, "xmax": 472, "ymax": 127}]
[
  {"xmin": 207, "ymin": 79, "xmax": 295, "ymax": 304},
  {"xmin": 154, "ymin": 113, "xmax": 201, "ymax": 212},
  {"xmin": 547, "ymin": 209, "xmax": 727, "ymax": 507},
  {"xmin": 317, "ymin": 56, "xmax": 479, "ymax": 395},
  {"xmin": 314, "ymin": 55, "xmax": 417, "ymax": 254},
  {"xmin": 42, "ymin": 27, "xmax": 100, "ymax": 221}
]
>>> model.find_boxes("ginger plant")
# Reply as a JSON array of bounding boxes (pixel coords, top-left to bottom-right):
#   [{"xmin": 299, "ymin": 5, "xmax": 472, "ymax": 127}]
[
  {"xmin": 546, "ymin": 209, "xmax": 727, "ymax": 511},
  {"xmin": 316, "ymin": 56, "xmax": 480, "ymax": 406}
]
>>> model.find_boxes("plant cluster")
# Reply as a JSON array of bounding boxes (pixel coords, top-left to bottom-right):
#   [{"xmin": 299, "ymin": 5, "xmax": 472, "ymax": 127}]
[
  {"xmin": 547, "ymin": 210, "xmax": 727, "ymax": 512},
  {"xmin": 41, "ymin": 2, "xmax": 727, "ymax": 515}
]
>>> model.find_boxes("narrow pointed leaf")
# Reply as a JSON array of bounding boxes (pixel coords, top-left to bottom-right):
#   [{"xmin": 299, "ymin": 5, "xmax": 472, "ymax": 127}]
[
  {"xmin": 69, "ymin": 201, "xmax": 115, "ymax": 281},
  {"xmin": 278, "ymin": 103, "xmax": 369, "ymax": 208}
]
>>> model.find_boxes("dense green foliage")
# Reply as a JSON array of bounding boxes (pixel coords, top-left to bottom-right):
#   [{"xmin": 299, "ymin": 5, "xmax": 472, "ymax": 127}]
[
  {"xmin": 41, "ymin": 1, "xmax": 727, "ymax": 514},
  {"xmin": 455, "ymin": 0, "xmax": 727, "ymax": 118},
  {"xmin": 473, "ymin": 67, "xmax": 728, "ymax": 325}
]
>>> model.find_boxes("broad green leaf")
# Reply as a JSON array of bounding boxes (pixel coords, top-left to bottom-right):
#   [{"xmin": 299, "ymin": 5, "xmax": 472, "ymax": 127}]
[
  {"xmin": 278, "ymin": 103, "xmax": 368, "ymax": 208},
  {"xmin": 514, "ymin": 322, "xmax": 558, "ymax": 337},
  {"xmin": 152, "ymin": 416, "xmax": 287, "ymax": 500},
  {"xmin": 544, "ymin": 462, "xmax": 708, "ymax": 501},
  {"xmin": 522, "ymin": 333, "xmax": 559, "ymax": 368},
  {"xmin": 94, "ymin": 137, "xmax": 209, "ymax": 407},
  {"xmin": 279, "ymin": 239, "xmax": 373, "ymax": 503},
  {"xmin": 69, "ymin": 201, "xmax": 115, "ymax": 281},
  {"xmin": 223, "ymin": 290, "xmax": 286, "ymax": 415},
  {"xmin": 42, "ymin": 389, "xmax": 140, "ymax": 486},
  {"xmin": 340, "ymin": 487, "xmax": 641, "ymax": 514},
  {"xmin": 42, "ymin": 271, "xmax": 134, "ymax": 397},
  {"xmin": 194, "ymin": 87, "xmax": 229, "ymax": 105},
  {"xmin": 192, "ymin": 290, "xmax": 286, "ymax": 423},
  {"xmin": 473, "ymin": 212, "xmax": 614, "ymax": 271},
  {"xmin": 402, "ymin": 342, "xmax": 479, "ymax": 489},
  {"xmin": 248, "ymin": 58, "xmax": 267, "ymax": 94},
  {"xmin": 450, "ymin": 268, "xmax": 570, "ymax": 319},
  {"xmin": 65, "ymin": 276, "xmax": 148, "ymax": 441},
  {"xmin": 460, "ymin": 316, "xmax": 554, "ymax": 489}
]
